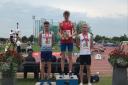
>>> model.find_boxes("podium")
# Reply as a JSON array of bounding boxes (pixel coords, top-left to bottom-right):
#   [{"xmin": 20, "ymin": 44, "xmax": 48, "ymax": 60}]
[
  {"xmin": 39, "ymin": 80, "xmax": 54, "ymax": 85},
  {"xmin": 56, "ymin": 75, "xmax": 78, "ymax": 85}
]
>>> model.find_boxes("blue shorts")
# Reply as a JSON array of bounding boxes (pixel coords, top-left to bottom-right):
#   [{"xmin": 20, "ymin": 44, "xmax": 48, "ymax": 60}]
[
  {"xmin": 60, "ymin": 43, "xmax": 73, "ymax": 52},
  {"xmin": 41, "ymin": 51, "xmax": 52, "ymax": 62}
]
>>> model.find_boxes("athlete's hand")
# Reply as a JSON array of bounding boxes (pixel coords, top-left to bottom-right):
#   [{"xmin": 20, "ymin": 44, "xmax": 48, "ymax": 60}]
[
  {"xmin": 76, "ymin": 45, "xmax": 80, "ymax": 50},
  {"xmin": 61, "ymin": 34, "xmax": 65, "ymax": 40}
]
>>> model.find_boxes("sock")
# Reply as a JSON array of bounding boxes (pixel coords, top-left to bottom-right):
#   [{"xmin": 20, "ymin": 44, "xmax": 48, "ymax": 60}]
[
  {"xmin": 69, "ymin": 70, "xmax": 72, "ymax": 73},
  {"xmin": 61, "ymin": 70, "xmax": 64, "ymax": 73}
]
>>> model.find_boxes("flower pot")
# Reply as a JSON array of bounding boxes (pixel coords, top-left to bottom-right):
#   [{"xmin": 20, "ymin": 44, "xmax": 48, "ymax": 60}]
[
  {"xmin": 1, "ymin": 71, "xmax": 16, "ymax": 85},
  {"xmin": 112, "ymin": 65, "xmax": 128, "ymax": 85}
]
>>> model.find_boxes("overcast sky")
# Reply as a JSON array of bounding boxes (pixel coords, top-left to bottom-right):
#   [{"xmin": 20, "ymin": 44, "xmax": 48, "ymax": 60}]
[{"xmin": 0, "ymin": 0, "xmax": 128, "ymax": 38}]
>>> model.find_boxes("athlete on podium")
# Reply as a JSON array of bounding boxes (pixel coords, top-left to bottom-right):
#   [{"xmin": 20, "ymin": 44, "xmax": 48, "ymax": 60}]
[{"xmin": 58, "ymin": 11, "xmax": 75, "ymax": 78}]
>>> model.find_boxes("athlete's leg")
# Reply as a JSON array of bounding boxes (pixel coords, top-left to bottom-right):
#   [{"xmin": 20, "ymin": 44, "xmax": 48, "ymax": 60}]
[
  {"xmin": 86, "ymin": 65, "xmax": 91, "ymax": 84},
  {"xmin": 41, "ymin": 61, "xmax": 45, "ymax": 79},
  {"xmin": 47, "ymin": 51, "xmax": 52, "ymax": 79},
  {"xmin": 40, "ymin": 51, "xmax": 46, "ymax": 79},
  {"xmin": 60, "ymin": 43, "xmax": 66, "ymax": 73},
  {"xmin": 61, "ymin": 52, "xmax": 66, "ymax": 72},
  {"xmin": 86, "ymin": 55, "xmax": 92, "ymax": 84},
  {"xmin": 80, "ymin": 65, "xmax": 84, "ymax": 84},
  {"xmin": 68, "ymin": 43, "xmax": 73, "ymax": 73},
  {"xmin": 47, "ymin": 61, "xmax": 52, "ymax": 78},
  {"xmin": 68, "ymin": 52, "xmax": 73, "ymax": 72}
]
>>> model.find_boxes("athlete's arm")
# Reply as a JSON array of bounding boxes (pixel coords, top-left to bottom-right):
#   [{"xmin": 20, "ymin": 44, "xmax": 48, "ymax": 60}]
[
  {"xmin": 58, "ymin": 23, "xmax": 63, "ymax": 38},
  {"xmin": 76, "ymin": 35, "xmax": 80, "ymax": 50},
  {"xmin": 52, "ymin": 33, "xmax": 55, "ymax": 47},
  {"xmin": 71, "ymin": 23, "xmax": 76, "ymax": 37},
  {"xmin": 38, "ymin": 32, "xmax": 42, "ymax": 47},
  {"xmin": 90, "ymin": 35, "xmax": 93, "ymax": 49},
  {"xmin": 58, "ymin": 29, "xmax": 62, "ymax": 37}
]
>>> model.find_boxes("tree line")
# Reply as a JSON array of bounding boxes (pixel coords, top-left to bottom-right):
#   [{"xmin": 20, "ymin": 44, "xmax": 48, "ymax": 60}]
[
  {"xmin": 0, "ymin": 21, "xmax": 127, "ymax": 44},
  {"xmin": 94, "ymin": 34, "xmax": 128, "ymax": 44}
]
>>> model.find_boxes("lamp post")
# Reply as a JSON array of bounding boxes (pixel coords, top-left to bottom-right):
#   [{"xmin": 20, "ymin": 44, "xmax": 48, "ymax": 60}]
[
  {"xmin": 32, "ymin": 16, "xmax": 35, "ymax": 44},
  {"xmin": 16, "ymin": 22, "xmax": 19, "ymax": 29},
  {"xmin": 16, "ymin": 22, "xmax": 20, "ymax": 37}
]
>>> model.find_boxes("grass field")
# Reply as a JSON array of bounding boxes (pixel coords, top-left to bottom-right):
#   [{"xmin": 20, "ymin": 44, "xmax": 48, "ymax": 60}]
[
  {"xmin": 32, "ymin": 43, "xmax": 79, "ymax": 52},
  {"xmin": 0, "ymin": 43, "xmax": 79, "ymax": 53},
  {"xmin": 15, "ymin": 76, "xmax": 112, "ymax": 85}
]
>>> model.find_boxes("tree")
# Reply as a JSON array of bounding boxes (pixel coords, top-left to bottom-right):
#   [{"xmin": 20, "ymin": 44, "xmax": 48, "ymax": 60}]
[
  {"xmin": 120, "ymin": 34, "xmax": 128, "ymax": 41},
  {"xmin": 51, "ymin": 25, "xmax": 59, "ymax": 44},
  {"xmin": 94, "ymin": 35, "xmax": 102, "ymax": 42},
  {"xmin": 28, "ymin": 35, "xmax": 34, "ymax": 42},
  {"xmin": 22, "ymin": 36, "xmax": 28, "ymax": 43}
]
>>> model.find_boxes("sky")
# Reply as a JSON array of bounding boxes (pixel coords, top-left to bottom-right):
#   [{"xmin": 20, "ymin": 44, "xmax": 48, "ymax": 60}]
[{"xmin": 0, "ymin": 0, "xmax": 128, "ymax": 38}]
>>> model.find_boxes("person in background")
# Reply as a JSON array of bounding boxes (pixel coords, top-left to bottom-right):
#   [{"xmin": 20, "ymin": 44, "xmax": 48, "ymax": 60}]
[
  {"xmin": 15, "ymin": 26, "xmax": 20, "ymax": 36},
  {"xmin": 76, "ymin": 23, "xmax": 93, "ymax": 85},
  {"xmin": 10, "ymin": 30, "xmax": 14, "ymax": 43},
  {"xmin": 16, "ymin": 38, "xmax": 21, "ymax": 54},
  {"xmin": 38, "ymin": 21, "xmax": 54, "ymax": 79},
  {"xmin": 27, "ymin": 44, "xmax": 32, "ymax": 53},
  {"xmin": 58, "ymin": 11, "xmax": 75, "ymax": 78},
  {"xmin": 24, "ymin": 50, "xmax": 39, "ymax": 79}
]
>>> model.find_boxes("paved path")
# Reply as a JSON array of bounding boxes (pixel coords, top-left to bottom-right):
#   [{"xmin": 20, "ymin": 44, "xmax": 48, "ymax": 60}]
[{"xmin": 91, "ymin": 47, "xmax": 114, "ymax": 76}]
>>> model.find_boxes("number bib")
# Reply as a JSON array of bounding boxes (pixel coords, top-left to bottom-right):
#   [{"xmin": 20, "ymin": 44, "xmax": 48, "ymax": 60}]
[{"xmin": 81, "ymin": 42, "xmax": 89, "ymax": 49}]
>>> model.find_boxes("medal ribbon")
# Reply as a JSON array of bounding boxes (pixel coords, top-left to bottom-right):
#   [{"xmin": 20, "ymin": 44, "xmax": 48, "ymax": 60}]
[
  {"xmin": 45, "ymin": 32, "xmax": 49, "ymax": 44},
  {"xmin": 82, "ymin": 33, "xmax": 89, "ymax": 47}
]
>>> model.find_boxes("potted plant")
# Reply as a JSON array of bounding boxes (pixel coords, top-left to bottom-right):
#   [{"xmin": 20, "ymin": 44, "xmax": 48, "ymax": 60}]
[
  {"xmin": 0, "ymin": 43, "xmax": 22, "ymax": 85},
  {"xmin": 109, "ymin": 48, "xmax": 128, "ymax": 67},
  {"xmin": 108, "ymin": 47, "xmax": 128, "ymax": 85}
]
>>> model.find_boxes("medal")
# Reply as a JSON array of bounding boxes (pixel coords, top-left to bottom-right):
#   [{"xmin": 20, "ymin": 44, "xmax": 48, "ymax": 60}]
[
  {"xmin": 83, "ymin": 42, "xmax": 87, "ymax": 48},
  {"xmin": 62, "ymin": 31, "xmax": 68, "ymax": 40},
  {"xmin": 82, "ymin": 33, "xmax": 89, "ymax": 47},
  {"xmin": 62, "ymin": 30, "xmax": 71, "ymax": 40},
  {"xmin": 45, "ymin": 32, "xmax": 49, "ymax": 44}
]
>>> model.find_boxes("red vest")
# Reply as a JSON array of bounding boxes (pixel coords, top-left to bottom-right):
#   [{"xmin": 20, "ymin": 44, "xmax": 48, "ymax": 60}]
[{"xmin": 60, "ymin": 21, "xmax": 74, "ymax": 44}]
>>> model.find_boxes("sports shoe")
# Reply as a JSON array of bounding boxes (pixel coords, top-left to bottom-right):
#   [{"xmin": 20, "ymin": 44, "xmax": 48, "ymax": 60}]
[
  {"xmin": 88, "ymin": 82, "xmax": 92, "ymax": 85},
  {"xmin": 35, "ymin": 82, "xmax": 41, "ymax": 85},
  {"xmin": 69, "ymin": 72, "xmax": 73, "ymax": 78},
  {"xmin": 60, "ymin": 72, "xmax": 64, "ymax": 78},
  {"xmin": 79, "ymin": 83, "xmax": 83, "ymax": 85}
]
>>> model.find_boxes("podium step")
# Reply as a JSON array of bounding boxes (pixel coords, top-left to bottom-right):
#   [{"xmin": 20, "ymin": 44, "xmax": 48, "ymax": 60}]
[{"xmin": 56, "ymin": 75, "xmax": 78, "ymax": 85}]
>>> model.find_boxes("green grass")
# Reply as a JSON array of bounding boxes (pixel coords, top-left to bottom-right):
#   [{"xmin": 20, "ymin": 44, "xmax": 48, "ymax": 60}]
[
  {"xmin": 15, "ymin": 77, "xmax": 112, "ymax": 85},
  {"xmin": 32, "ymin": 43, "xmax": 61, "ymax": 52},
  {"xmin": 0, "ymin": 43, "xmax": 79, "ymax": 52},
  {"xmin": 17, "ymin": 79, "xmax": 36, "ymax": 85},
  {"xmin": 32, "ymin": 44, "xmax": 40, "ymax": 52},
  {"xmin": 92, "ymin": 76, "xmax": 112, "ymax": 85},
  {"xmin": 32, "ymin": 43, "xmax": 79, "ymax": 52}
]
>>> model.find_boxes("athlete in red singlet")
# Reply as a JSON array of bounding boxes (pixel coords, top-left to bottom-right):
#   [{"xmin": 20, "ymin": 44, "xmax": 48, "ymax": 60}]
[{"xmin": 59, "ymin": 11, "xmax": 75, "ymax": 78}]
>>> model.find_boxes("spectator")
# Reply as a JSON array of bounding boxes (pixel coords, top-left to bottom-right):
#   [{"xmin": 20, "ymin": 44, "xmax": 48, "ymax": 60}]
[
  {"xmin": 27, "ymin": 44, "xmax": 32, "ymax": 53},
  {"xmin": 16, "ymin": 38, "xmax": 21, "ymax": 53},
  {"xmin": 10, "ymin": 30, "xmax": 14, "ymax": 43},
  {"xmin": 23, "ymin": 50, "xmax": 39, "ymax": 79},
  {"xmin": 25, "ymin": 50, "xmax": 35, "ymax": 62}
]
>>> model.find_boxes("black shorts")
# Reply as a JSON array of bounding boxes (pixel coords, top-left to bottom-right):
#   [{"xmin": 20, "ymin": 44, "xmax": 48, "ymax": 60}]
[
  {"xmin": 10, "ymin": 36, "xmax": 14, "ymax": 43},
  {"xmin": 79, "ymin": 55, "xmax": 91, "ymax": 65},
  {"xmin": 41, "ymin": 51, "xmax": 52, "ymax": 62},
  {"xmin": 17, "ymin": 46, "xmax": 21, "ymax": 53}
]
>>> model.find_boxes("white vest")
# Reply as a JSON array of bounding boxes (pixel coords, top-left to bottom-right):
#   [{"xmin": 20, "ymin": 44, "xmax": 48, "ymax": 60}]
[
  {"xmin": 41, "ymin": 31, "xmax": 52, "ymax": 51},
  {"xmin": 79, "ymin": 33, "xmax": 91, "ymax": 55}
]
